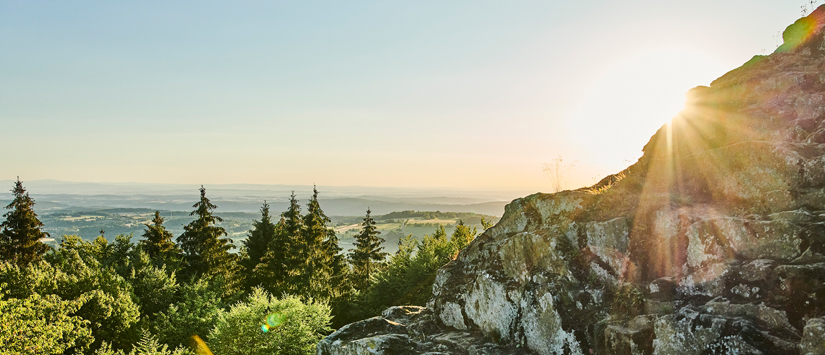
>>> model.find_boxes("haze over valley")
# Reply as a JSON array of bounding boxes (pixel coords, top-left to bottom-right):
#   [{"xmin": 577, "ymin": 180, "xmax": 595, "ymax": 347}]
[
  {"xmin": 1, "ymin": 2, "xmax": 818, "ymax": 354},
  {"xmin": 0, "ymin": 179, "xmax": 508, "ymax": 253}
]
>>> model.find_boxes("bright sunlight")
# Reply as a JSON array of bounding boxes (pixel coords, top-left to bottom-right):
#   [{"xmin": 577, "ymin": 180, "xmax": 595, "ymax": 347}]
[{"xmin": 569, "ymin": 47, "xmax": 729, "ymax": 174}]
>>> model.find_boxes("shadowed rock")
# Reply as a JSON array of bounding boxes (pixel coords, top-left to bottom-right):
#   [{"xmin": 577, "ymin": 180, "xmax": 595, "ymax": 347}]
[{"xmin": 319, "ymin": 5, "xmax": 825, "ymax": 355}]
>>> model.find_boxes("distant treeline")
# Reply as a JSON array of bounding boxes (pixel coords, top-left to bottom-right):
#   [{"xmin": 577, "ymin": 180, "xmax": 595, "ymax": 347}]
[{"xmin": 377, "ymin": 210, "xmax": 494, "ymax": 222}]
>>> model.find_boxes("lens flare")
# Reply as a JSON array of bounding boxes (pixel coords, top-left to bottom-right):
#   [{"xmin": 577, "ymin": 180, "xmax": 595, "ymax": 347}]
[
  {"xmin": 191, "ymin": 335, "xmax": 214, "ymax": 355},
  {"xmin": 777, "ymin": 7, "xmax": 825, "ymax": 52},
  {"xmin": 267, "ymin": 313, "xmax": 285, "ymax": 327},
  {"xmin": 261, "ymin": 312, "xmax": 285, "ymax": 333}
]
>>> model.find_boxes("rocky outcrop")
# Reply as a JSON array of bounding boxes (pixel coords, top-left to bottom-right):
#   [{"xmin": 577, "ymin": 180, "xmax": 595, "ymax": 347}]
[{"xmin": 319, "ymin": 6, "xmax": 825, "ymax": 355}]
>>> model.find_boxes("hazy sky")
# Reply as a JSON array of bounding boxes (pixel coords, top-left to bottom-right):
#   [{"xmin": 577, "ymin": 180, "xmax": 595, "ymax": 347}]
[{"xmin": 0, "ymin": 1, "xmax": 806, "ymax": 191}]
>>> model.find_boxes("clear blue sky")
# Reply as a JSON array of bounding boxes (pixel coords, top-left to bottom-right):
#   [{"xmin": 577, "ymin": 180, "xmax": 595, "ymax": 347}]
[{"xmin": 0, "ymin": 1, "xmax": 807, "ymax": 190}]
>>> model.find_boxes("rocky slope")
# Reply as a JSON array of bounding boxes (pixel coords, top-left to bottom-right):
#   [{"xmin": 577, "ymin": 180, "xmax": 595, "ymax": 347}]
[{"xmin": 318, "ymin": 7, "xmax": 825, "ymax": 355}]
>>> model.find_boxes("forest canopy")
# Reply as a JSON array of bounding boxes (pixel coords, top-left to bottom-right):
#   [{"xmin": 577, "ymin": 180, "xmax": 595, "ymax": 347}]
[{"xmin": 0, "ymin": 180, "xmax": 483, "ymax": 354}]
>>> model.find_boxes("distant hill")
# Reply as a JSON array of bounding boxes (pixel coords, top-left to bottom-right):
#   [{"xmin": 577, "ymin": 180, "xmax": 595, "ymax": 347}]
[
  {"xmin": 0, "ymin": 180, "xmax": 522, "ymax": 216},
  {"xmin": 34, "ymin": 207, "xmax": 498, "ymax": 255}
]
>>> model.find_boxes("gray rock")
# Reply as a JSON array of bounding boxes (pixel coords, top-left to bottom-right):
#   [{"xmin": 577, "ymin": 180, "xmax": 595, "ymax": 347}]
[
  {"xmin": 320, "ymin": 6, "xmax": 825, "ymax": 355},
  {"xmin": 802, "ymin": 318, "xmax": 825, "ymax": 355}
]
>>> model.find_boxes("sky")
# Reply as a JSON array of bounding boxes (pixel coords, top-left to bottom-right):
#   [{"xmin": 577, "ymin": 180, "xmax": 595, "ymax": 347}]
[{"xmin": 0, "ymin": 1, "xmax": 809, "ymax": 192}]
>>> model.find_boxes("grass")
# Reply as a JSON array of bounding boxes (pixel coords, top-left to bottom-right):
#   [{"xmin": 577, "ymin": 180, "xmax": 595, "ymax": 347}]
[{"xmin": 586, "ymin": 171, "xmax": 626, "ymax": 195}]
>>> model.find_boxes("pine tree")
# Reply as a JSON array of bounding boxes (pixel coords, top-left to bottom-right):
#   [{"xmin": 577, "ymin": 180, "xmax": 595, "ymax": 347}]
[
  {"xmin": 0, "ymin": 178, "xmax": 50, "ymax": 266},
  {"xmin": 141, "ymin": 211, "xmax": 181, "ymax": 261},
  {"xmin": 256, "ymin": 192, "xmax": 302, "ymax": 295},
  {"xmin": 451, "ymin": 220, "xmax": 477, "ymax": 251},
  {"xmin": 348, "ymin": 208, "xmax": 388, "ymax": 291},
  {"xmin": 178, "ymin": 186, "xmax": 236, "ymax": 281},
  {"xmin": 298, "ymin": 186, "xmax": 344, "ymax": 299},
  {"xmin": 241, "ymin": 201, "xmax": 281, "ymax": 290},
  {"xmin": 322, "ymin": 212, "xmax": 347, "ymax": 298}
]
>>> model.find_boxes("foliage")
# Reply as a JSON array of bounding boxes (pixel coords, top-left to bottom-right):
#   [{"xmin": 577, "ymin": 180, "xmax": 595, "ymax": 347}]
[
  {"xmin": 0, "ymin": 235, "xmax": 187, "ymax": 353},
  {"xmin": 586, "ymin": 171, "xmax": 626, "ymax": 195},
  {"xmin": 128, "ymin": 254, "xmax": 180, "ymax": 320},
  {"xmin": 141, "ymin": 211, "xmax": 181, "ymax": 264},
  {"xmin": 240, "ymin": 201, "xmax": 280, "ymax": 291},
  {"xmin": 346, "ymin": 223, "xmax": 477, "ymax": 323},
  {"xmin": 151, "ymin": 279, "xmax": 222, "ymax": 349},
  {"xmin": 95, "ymin": 331, "xmax": 193, "ymax": 355},
  {"xmin": 207, "ymin": 288, "xmax": 331, "ymax": 355},
  {"xmin": 129, "ymin": 332, "xmax": 191, "ymax": 355},
  {"xmin": 255, "ymin": 192, "xmax": 302, "ymax": 295},
  {"xmin": 0, "ymin": 288, "xmax": 94, "ymax": 354},
  {"xmin": 178, "ymin": 186, "xmax": 238, "ymax": 295},
  {"xmin": 0, "ymin": 178, "xmax": 50, "ymax": 266},
  {"xmin": 451, "ymin": 220, "xmax": 477, "ymax": 252},
  {"xmin": 480, "ymin": 216, "xmax": 494, "ymax": 231},
  {"xmin": 296, "ymin": 187, "xmax": 345, "ymax": 300},
  {"xmin": 0, "ymin": 182, "xmax": 487, "ymax": 353},
  {"xmin": 609, "ymin": 283, "xmax": 644, "ymax": 318},
  {"xmin": 348, "ymin": 208, "xmax": 388, "ymax": 291},
  {"xmin": 45, "ymin": 237, "xmax": 143, "ymax": 351}
]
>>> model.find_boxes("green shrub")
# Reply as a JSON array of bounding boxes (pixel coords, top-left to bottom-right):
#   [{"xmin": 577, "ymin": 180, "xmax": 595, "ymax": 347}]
[
  {"xmin": 208, "ymin": 288, "xmax": 331, "ymax": 355},
  {"xmin": 95, "ymin": 332, "xmax": 193, "ymax": 355},
  {"xmin": 0, "ymin": 289, "xmax": 94, "ymax": 354},
  {"xmin": 152, "ymin": 280, "xmax": 221, "ymax": 349},
  {"xmin": 349, "ymin": 223, "xmax": 477, "ymax": 323}
]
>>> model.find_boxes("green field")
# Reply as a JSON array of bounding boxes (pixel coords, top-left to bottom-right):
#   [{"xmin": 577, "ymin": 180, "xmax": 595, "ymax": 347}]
[{"xmin": 38, "ymin": 209, "xmax": 497, "ymax": 255}]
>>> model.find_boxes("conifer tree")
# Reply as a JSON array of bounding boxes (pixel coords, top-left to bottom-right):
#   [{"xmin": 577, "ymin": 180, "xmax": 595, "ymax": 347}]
[
  {"xmin": 241, "ymin": 201, "xmax": 281, "ymax": 290},
  {"xmin": 298, "ymin": 186, "xmax": 344, "ymax": 299},
  {"xmin": 0, "ymin": 178, "xmax": 50, "ymax": 266},
  {"xmin": 321, "ymin": 212, "xmax": 347, "ymax": 298},
  {"xmin": 140, "ymin": 211, "xmax": 181, "ymax": 261},
  {"xmin": 178, "ymin": 186, "xmax": 236, "ymax": 281},
  {"xmin": 256, "ymin": 192, "xmax": 302, "ymax": 294},
  {"xmin": 450, "ymin": 220, "xmax": 478, "ymax": 251},
  {"xmin": 348, "ymin": 208, "xmax": 388, "ymax": 291}
]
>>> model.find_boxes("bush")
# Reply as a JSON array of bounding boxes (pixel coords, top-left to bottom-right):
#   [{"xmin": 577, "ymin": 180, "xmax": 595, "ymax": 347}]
[
  {"xmin": 350, "ymin": 223, "xmax": 478, "ymax": 322},
  {"xmin": 0, "ymin": 289, "xmax": 94, "ymax": 354},
  {"xmin": 95, "ymin": 332, "xmax": 193, "ymax": 355},
  {"xmin": 152, "ymin": 279, "xmax": 221, "ymax": 349},
  {"xmin": 208, "ymin": 288, "xmax": 331, "ymax": 355}
]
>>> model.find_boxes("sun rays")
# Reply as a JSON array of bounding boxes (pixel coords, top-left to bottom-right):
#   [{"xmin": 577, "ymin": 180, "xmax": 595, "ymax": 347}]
[{"xmin": 569, "ymin": 47, "xmax": 728, "ymax": 172}]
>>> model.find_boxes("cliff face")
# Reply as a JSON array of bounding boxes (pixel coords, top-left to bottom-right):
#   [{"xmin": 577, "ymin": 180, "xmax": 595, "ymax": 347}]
[{"xmin": 319, "ymin": 7, "xmax": 825, "ymax": 355}]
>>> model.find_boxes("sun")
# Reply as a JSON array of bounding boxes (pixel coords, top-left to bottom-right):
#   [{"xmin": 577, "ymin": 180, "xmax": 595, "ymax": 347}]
[{"xmin": 569, "ymin": 46, "xmax": 728, "ymax": 173}]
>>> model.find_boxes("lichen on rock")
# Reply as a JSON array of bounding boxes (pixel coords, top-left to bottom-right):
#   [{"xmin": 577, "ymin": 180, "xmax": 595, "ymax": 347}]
[{"xmin": 318, "ymin": 5, "xmax": 825, "ymax": 355}]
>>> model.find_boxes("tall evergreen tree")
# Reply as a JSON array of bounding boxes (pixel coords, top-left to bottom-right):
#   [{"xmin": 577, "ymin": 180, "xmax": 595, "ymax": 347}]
[
  {"xmin": 348, "ymin": 208, "xmax": 388, "ymax": 291},
  {"xmin": 178, "ymin": 186, "xmax": 236, "ymax": 282},
  {"xmin": 241, "ymin": 201, "xmax": 281, "ymax": 290},
  {"xmin": 298, "ymin": 186, "xmax": 344, "ymax": 299},
  {"xmin": 256, "ymin": 192, "xmax": 302, "ymax": 294},
  {"xmin": 0, "ymin": 178, "xmax": 50, "ymax": 266},
  {"xmin": 320, "ymin": 209, "xmax": 347, "ymax": 298},
  {"xmin": 140, "ymin": 211, "xmax": 180, "ymax": 261}
]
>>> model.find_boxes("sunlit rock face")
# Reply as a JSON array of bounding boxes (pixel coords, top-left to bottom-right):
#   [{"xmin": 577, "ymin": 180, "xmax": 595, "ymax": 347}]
[{"xmin": 318, "ymin": 6, "xmax": 825, "ymax": 355}]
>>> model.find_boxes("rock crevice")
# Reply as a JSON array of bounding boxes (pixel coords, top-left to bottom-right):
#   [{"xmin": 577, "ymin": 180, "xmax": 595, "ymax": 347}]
[{"xmin": 319, "ymin": 6, "xmax": 825, "ymax": 355}]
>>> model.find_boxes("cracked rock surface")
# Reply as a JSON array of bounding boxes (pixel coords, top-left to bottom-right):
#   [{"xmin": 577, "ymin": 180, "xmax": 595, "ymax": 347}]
[{"xmin": 319, "ymin": 6, "xmax": 825, "ymax": 355}]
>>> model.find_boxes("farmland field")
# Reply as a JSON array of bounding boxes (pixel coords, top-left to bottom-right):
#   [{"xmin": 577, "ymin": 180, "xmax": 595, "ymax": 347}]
[{"xmin": 37, "ymin": 208, "xmax": 497, "ymax": 255}]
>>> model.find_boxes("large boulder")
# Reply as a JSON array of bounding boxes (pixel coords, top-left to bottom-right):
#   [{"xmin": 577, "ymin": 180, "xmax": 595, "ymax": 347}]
[{"xmin": 319, "ymin": 6, "xmax": 825, "ymax": 355}]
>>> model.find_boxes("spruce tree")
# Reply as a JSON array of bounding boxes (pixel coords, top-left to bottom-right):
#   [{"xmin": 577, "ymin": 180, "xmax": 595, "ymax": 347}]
[
  {"xmin": 256, "ymin": 192, "xmax": 302, "ymax": 294},
  {"xmin": 0, "ymin": 178, "xmax": 50, "ymax": 266},
  {"xmin": 241, "ymin": 201, "xmax": 281, "ymax": 290},
  {"xmin": 178, "ymin": 186, "xmax": 236, "ymax": 281},
  {"xmin": 299, "ymin": 186, "xmax": 343, "ymax": 299},
  {"xmin": 450, "ymin": 220, "xmax": 478, "ymax": 251},
  {"xmin": 140, "ymin": 211, "xmax": 180, "ymax": 261},
  {"xmin": 348, "ymin": 208, "xmax": 388, "ymax": 291}
]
